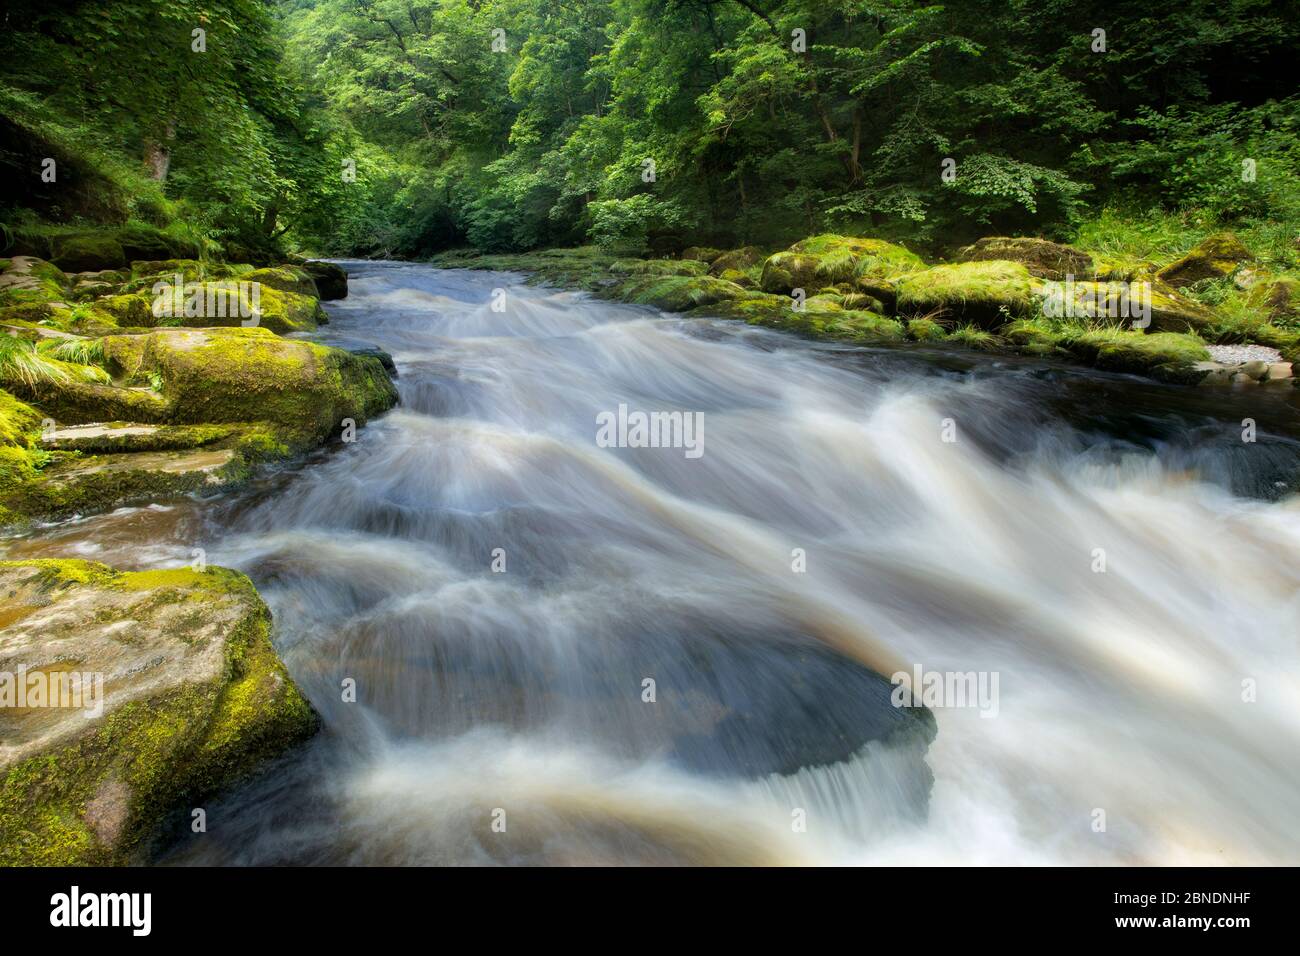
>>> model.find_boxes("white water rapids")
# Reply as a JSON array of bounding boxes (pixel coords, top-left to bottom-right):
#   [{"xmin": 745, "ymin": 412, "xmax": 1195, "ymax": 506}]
[{"xmin": 10, "ymin": 260, "xmax": 1300, "ymax": 865}]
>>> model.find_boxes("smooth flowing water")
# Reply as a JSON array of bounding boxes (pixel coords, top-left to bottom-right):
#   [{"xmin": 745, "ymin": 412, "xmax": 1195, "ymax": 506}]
[{"xmin": 9, "ymin": 260, "xmax": 1300, "ymax": 865}]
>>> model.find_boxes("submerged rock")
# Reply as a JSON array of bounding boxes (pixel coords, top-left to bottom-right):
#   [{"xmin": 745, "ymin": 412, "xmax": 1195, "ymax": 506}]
[{"xmin": 0, "ymin": 559, "xmax": 317, "ymax": 864}]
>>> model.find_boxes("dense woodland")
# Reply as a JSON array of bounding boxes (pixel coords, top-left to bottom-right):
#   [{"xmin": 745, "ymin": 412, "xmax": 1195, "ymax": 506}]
[{"xmin": 1, "ymin": 0, "xmax": 1297, "ymax": 260}]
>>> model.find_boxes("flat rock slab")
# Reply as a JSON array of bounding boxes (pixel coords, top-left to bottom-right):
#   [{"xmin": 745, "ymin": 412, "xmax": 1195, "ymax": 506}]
[
  {"xmin": 0, "ymin": 560, "xmax": 317, "ymax": 864},
  {"xmin": 54, "ymin": 447, "xmax": 236, "ymax": 480},
  {"xmin": 43, "ymin": 423, "xmax": 161, "ymax": 444}
]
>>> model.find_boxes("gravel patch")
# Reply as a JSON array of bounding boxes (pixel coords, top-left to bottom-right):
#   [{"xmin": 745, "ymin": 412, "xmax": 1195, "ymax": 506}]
[{"xmin": 1206, "ymin": 343, "xmax": 1282, "ymax": 364}]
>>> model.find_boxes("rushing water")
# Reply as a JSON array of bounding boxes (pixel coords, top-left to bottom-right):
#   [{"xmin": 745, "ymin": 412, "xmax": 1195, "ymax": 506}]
[{"xmin": 9, "ymin": 260, "xmax": 1300, "ymax": 865}]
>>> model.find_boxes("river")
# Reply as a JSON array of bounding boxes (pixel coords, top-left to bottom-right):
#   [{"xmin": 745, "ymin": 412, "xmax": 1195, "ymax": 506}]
[{"xmin": 7, "ymin": 259, "xmax": 1300, "ymax": 865}]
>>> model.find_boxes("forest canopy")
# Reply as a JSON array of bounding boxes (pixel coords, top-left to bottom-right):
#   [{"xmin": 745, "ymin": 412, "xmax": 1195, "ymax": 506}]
[{"xmin": 1, "ymin": 0, "xmax": 1296, "ymax": 259}]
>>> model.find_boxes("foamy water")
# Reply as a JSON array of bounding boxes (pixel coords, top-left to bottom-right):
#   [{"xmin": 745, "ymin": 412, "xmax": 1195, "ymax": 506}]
[{"xmin": 10, "ymin": 260, "xmax": 1300, "ymax": 865}]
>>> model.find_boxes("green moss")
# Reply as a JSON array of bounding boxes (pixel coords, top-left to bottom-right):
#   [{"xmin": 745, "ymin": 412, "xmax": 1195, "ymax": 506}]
[
  {"xmin": 0, "ymin": 560, "xmax": 317, "ymax": 865},
  {"xmin": 789, "ymin": 234, "xmax": 926, "ymax": 289},
  {"xmin": 609, "ymin": 258, "xmax": 707, "ymax": 277},
  {"xmin": 896, "ymin": 260, "xmax": 1039, "ymax": 323},
  {"xmin": 52, "ymin": 235, "xmax": 127, "ymax": 273},
  {"xmin": 956, "ymin": 236, "xmax": 1094, "ymax": 280},
  {"xmin": 1155, "ymin": 232, "xmax": 1254, "ymax": 288},
  {"xmin": 945, "ymin": 324, "xmax": 1003, "ymax": 350},
  {"xmin": 619, "ymin": 275, "xmax": 748, "ymax": 311},
  {"xmin": 708, "ymin": 247, "xmax": 765, "ymax": 275},
  {"xmin": 99, "ymin": 327, "xmax": 396, "ymax": 440},
  {"xmin": 680, "ymin": 246, "xmax": 724, "ymax": 263},
  {"xmin": 698, "ymin": 295, "xmax": 903, "ymax": 343},
  {"xmin": 0, "ymin": 257, "xmax": 69, "ymax": 310},
  {"xmin": 759, "ymin": 252, "xmax": 821, "ymax": 294},
  {"xmin": 1064, "ymin": 329, "xmax": 1210, "ymax": 381},
  {"xmin": 242, "ymin": 265, "xmax": 319, "ymax": 299},
  {"xmin": 907, "ymin": 317, "xmax": 946, "ymax": 342}
]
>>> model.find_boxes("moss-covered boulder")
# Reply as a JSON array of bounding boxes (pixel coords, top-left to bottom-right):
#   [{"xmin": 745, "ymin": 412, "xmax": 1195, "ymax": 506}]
[
  {"xmin": 97, "ymin": 327, "xmax": 396, "ymax": 440},
  {"xmin": 82, "ymin": 293, "xmax": 152, "ymax": 329},
  {"xmin": 1062, "ymin": 329, "xmax": 1211, "ymax": 382},
  {"xmin": 619, "ymin": 275, "xmax": 749, "ymax": 311},
  {"xmin": 1035, "ymin": 277, "xmax": 1216, "ymax": 333},
  {"xmin": 759, "ymin": 252, "xmax": 822, "ymax": 294},
  {"xmin": 0, "ymin": 257, "xmax": 69, "ymax": 309},
  {"xmin": 1156, "ymin": 232, "xmax": 1254, "ymax": 288},
  {"xmin": 708, "ymin": 246, "xmax": 765, "ymax": 276},
  {"xmin": 244, "ymin": 285, "xmax": 324, "ymax": 334},
  {"xmin": 790, "ymin": 235, "xmax": 926, "ymax": 290},
  {"xmin": 1246, "ymin": 277, "xmax": 1300, "ymax": 322},
  {"xmin": 243, "ymin": 266, "xmax": 319, "ymax": 300},
  {"xmin": 956, "ymin": 236, "xmax": 1094, "ymax": 281},
  {"xmin": 701, "ymin": 295, "xmax": 905, "ymax": 343},
  {"xmin": 895, "ymin": 260, "xmax": 1040, "ymax": 325},
  {"xmin": 52, "ymin": 235, "xmax": 127, "ymax": 273},
  {"xmin": 0, "ymin": 390, "xmax": 44, "ymax": 525},
  {"xmin": 303, "ymin": 260, "xmax": 348, "ymax": 300},
  {"xmin": 0, "ymin": 559, "xmax": 317, "ymax": 865},
  {"xmin": 2, "ymin": 446, "xmax": 249, "ymax": 520},
  {"xmin": 717, "ymin": 268, "xmax": 757, "ymax": 289},
  {"xmin": 610, "ymin": 258, "xmax": 708, "ymax": 277},
  {"xmin": 143, "ymin": 281, "xmax": 323, "ymax": 335},
  {"xmin": 680, "ymin": 246, "xmax": 724, "ymax": 263}
]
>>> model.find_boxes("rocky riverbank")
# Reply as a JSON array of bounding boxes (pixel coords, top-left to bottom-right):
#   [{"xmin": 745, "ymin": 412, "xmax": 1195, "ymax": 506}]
[
  {"xmin": 0, "ymin": 234, "xmax": 396, "ymax": 864},
  {"xmin": 433, "ymin": 231, "xmax": 1300, "ymax": 387}
]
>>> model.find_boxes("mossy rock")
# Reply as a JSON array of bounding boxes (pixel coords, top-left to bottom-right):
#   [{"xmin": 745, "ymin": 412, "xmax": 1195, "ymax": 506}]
[
  {"xmin": 618, "ymin": 275, "xmax": 748, "ymax": 311},
  {"xmin": 700, "ymin": 295, "xmax": 904, "ymax": 343},
  {"xmin": 144, "ymin": 282, "xmax": 323, "ymax": 335},
  {"xmin": 895, "ymin": 260, "xmax": 1040, "ymax": 325},
  {"xmin": 96, "ymin": 327, "xmax": 397, "ymax": 441},
  {"xmin": 303, "ymin": 260, "xmax": 348, "ymax": 300},
  {"xmin": 243, "ymin": 266, "xmax": 320, "ymax": 299},
  {"xmin": 1245, "ymin": 276, "xmax": 1300, "ymax": 322},
  {"xmin": 4, "ymin": 378, "xmax": 170, "ymax": 426},
  {"xmin": 1035, "ymin": 278, "xmax": 1216, "ymax": 334},
  {"xmin": 717, "ymin": 268, "xmax": 757, "ymax": 289},
  {"xmin": 0, "ymin": 257, "xmax": 70, "ymax": 309},
  {"xmin": 955, "ymin": 237, "xmax": 1093, "ymax": 281},
  {"xmin": 0, "ymin": 559, "xmax": 318, "ymax": 864},
  {"xmin": 1062, "ymin": 330, "xmax": 1211, "ymax": 382},
  {"xmin": 609, "ymin": 258, "xmax": 708, "ymax": 277},
  {"xmin": 790, "ymin": 235, "xmax": 926, "ymax": 292},
  {"xmin": 1156, "ymin": 232, "xmax": 1254, "ymax": 288},
  {"xmin": 708, "ymin": 246, "xmax": 765, "ymax": 275},
  {"xmin": 759, "ymin": 252, "xmax": 822, "ymax": 294},
  {"xmin": 1, "ymin": 446, "xmax": 251, "ymax": 520},
  {"xmin": 89, "ymin": 294, "xmax": 153, "ymax": 329},
  {"xmin": 680, "ymin": 247, "xmax": 725, "ymax": 263},
  {"xmin": 52, "ymin": 235, "xmax": 127, "ymax": 273},
  {"xmin": 907, "ymin": 317, "xmax": 946, "ymax": 342},
  {"xmin": 804, "ymin": 294, "xmax": 844, "ymax": 311}
]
